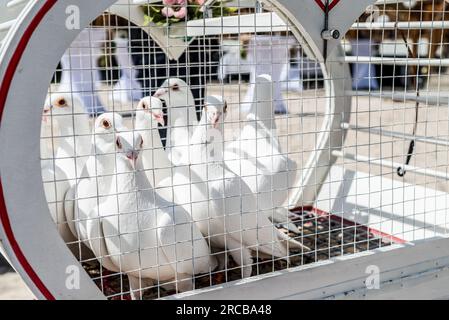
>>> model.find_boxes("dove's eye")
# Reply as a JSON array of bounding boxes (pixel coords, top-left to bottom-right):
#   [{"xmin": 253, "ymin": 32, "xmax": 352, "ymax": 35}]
[
  {"xmin": 55, "ymin": 98, "xmax": 67, "ymax": 107},
  {"xmin": 171, "ymin": 84, "xmax": 180, "ymax": 91},
  {"xmin": 142, "ymin": 103, "xmax": 147, "ymax": 110},
  {"xmin": 102, "ymin": 120, "xmax": 112, "ymax": 129}
]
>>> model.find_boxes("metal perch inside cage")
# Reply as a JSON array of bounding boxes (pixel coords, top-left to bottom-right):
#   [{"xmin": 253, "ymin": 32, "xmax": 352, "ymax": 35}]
[{"xmin": 1, "ymin": 0, "xmax": 449, "ymax": 300}]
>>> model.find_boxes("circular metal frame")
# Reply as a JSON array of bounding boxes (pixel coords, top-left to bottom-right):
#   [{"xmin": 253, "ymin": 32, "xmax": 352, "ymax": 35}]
[{"xmin": 0, "ymin": 0, "xmax": 352, "ymax": 299}]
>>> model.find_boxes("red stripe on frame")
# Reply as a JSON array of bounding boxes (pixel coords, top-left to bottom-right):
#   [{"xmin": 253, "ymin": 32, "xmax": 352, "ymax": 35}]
[
  {"xmin": 314, "ymin": 0, "xmax": 341, "ymax": 12},
  {"xmin": 0, "ymin": 0, "xmax": 58, "ymax": 300}
]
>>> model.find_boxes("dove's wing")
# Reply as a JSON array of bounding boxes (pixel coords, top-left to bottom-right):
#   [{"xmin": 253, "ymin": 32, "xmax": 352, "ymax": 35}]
[{"xmin": 156, "ymin": 204, "xmax": 216, "ymax": 275}]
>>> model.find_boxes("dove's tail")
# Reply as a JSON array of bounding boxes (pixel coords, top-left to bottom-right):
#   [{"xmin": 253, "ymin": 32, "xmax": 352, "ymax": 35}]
[
  {"xmin": 277, "ymin": 230, "xmax": 311, "ymax": 252},
  {"xmin": 270, "ymin": 207, "xmax": 301, "ymax": 234}
]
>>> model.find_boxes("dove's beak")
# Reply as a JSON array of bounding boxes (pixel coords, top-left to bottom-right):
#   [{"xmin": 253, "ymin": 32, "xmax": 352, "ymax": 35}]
[
  {"xmin": 152, "ymin": 112, "xmax": 165, "ymax": 126},
  {"xmin": 126, "ymin": 151, "xmax": 139, "ymax": 170},
  {"xmin": 126, "ymin": 151, "xmax": 139, "ymax": 161},
  {"xmin": 211, "ymin": 114, "xmax": 221, "ymax": 129}
]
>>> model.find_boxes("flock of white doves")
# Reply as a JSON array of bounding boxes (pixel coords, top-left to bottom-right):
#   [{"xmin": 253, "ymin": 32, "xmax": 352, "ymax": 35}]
[{"xmin": 40, "ymin": 74, "xmax": 309, "ymax": 299}]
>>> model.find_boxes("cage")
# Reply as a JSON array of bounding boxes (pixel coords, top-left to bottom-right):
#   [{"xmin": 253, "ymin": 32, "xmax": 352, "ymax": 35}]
[{"xmin": 0, "ymin": 0, "xmax": 449, "ymax": 300}]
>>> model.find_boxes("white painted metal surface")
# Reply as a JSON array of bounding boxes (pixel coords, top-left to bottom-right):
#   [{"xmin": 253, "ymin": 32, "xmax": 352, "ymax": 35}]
[
  {"xmin": 170, "ymin": 238, "xmax": 449, "ymax": 300},
  {"xmin": 317, "ymin": 166, "xmax": 449, "ymax": 241}
]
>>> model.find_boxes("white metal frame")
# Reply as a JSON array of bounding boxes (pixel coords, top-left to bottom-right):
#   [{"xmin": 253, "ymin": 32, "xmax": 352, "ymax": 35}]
[
  {"xmin": 1, "ymin": 0, "xmax": 448, "ymax": 300},
  {"xmin": 171, "ymin": 239, "xmax": 449, "ymax": 300},
  {"xmin": 0, "ymin": 0, "xmax": 114, "ymax": 300}
]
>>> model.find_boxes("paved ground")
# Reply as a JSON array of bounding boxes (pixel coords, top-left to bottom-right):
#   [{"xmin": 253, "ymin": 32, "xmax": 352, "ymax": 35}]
[
  {"xmin": 0, "ymin": 255, "xmax": 34, "ymax": 300},
  {"xmin": 0, "ymin": 273, "xmax": 34, "ymax": 300}
]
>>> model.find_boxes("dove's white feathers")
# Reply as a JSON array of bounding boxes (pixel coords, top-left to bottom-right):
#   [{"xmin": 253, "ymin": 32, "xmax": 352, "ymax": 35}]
[
  {"xmin": 41, "ymin": 92, "xmax": 90, "ymax": 245},
  {"xmin": 178, "ymin": 96, "xmax": 306, "ymax": 277},
  {"xmin": 136, "ymin": 97, "xmax": 217, "ymax": 269},
  {"xmin": 224, "ymin": 75, "xmax": 298, "ymax": 226},
  {"xmin": 84, "ymin": 130, "xmax": 216, "ymax": 294},
  {"xmin": 135, "ymin": 97, "xmax": 172, "ymax": 187},
  {"xmin": 63, "ymin": 113, "xmax": 126, "ymax": 262},
  {"xmin": 154, "ymin": 78, "xmax": 198, "ymax": 165}
]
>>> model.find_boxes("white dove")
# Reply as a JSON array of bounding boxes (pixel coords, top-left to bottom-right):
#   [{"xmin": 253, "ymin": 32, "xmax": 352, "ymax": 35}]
[
  {"xmin": 135, "ymin": 96, "xmax": 172, "ymax": 187},
  {"xmin": 64, "ymin": 113, "xmax": 128, "ymax": 260},
  {"xmin": 112, "ymin": 30, "xmax": 143, "ymax": 104},
  {"xmin": 41, "ymin": 92, "xmax": 91, "ymax": 175},
  {"xmin": 224, "ymin": 75, "xmax": 298, "ymax": 231},
  {"xmin": 136, "ymin": 96, "xmax": 213, "ymax": 242},
  {"xmin": 41, "ymin": 92, "xmax": 91, "ymax": 246},
  {"xmin": 139, "ymin": 97, "xmax": 222, "ymax": 265},
  {"xmin": 154, "ymin": 78, "xmax": 198, "ymax": 165},
  {"xmin": 92, "ymin": 131, "xmax": 217, "ymax": 299},
  {"xmin": 180, "ymin": 96, "xmax": 309, "ymax": 277}
]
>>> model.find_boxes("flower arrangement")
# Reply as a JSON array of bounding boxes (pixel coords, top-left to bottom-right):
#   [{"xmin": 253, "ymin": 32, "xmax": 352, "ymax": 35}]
[{"xmin": 142, "ymin": 0, "xmax": 237, "ymax": 26}]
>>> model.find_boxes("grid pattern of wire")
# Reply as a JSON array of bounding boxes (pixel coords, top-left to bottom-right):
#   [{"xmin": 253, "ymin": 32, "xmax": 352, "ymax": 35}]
[
  {"xmin": 336, "ymin": 0, "xmax": 449, "ymax": 241},
  {"xmin": 39, "ymin": 0, "xmax": 449, "ymax": 299}
]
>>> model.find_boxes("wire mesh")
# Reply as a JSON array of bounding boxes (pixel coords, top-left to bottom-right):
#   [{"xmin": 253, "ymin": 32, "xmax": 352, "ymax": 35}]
[{"xmin": 39, "ymin": 0, "xmax": 449, "ymax": 299}]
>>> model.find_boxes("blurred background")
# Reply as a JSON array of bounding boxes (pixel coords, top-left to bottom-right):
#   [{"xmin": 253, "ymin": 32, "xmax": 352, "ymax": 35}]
[{"xmin": 0, "ymin": 254, "xmax": 33, "ymax": 299}]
